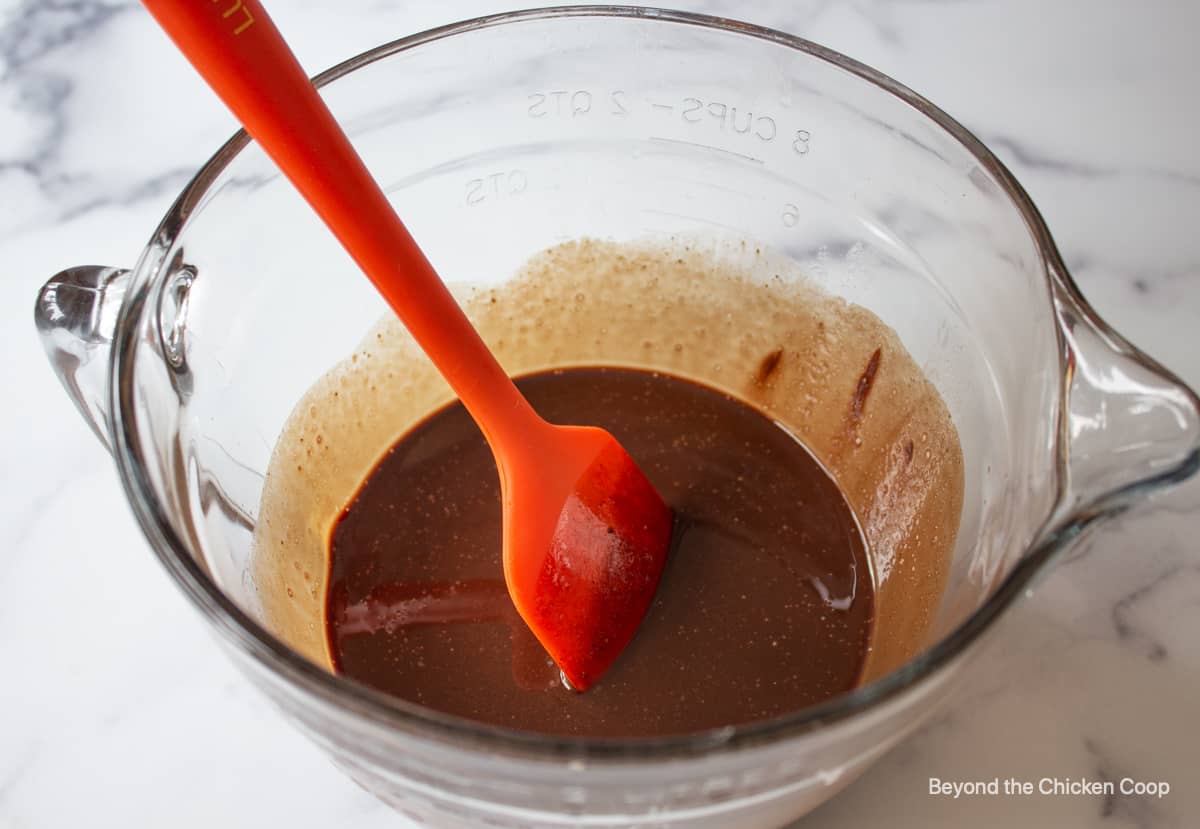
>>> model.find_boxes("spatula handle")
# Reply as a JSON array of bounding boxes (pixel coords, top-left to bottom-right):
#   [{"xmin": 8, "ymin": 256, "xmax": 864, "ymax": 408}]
[{"xmin": 139, "ymin": 0, "xmax": 541, "ymax": 451}]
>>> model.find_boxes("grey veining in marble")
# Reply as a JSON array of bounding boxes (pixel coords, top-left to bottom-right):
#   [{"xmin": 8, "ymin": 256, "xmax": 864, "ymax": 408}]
[{"xmin": 2, "ymin": 1, "xmax": 1197, "ymax": 827}]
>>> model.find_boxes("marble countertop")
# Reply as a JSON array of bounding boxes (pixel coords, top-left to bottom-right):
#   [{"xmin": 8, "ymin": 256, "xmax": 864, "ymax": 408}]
[{"xmin": 2, "ymin": 0, "xmax": 1197, "ymax": 826}]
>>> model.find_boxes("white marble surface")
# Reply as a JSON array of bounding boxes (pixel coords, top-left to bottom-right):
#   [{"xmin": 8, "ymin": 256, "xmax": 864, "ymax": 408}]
[{"xmin": 2, "ymin": 1, "xmax": 1198, "ymax": 826}]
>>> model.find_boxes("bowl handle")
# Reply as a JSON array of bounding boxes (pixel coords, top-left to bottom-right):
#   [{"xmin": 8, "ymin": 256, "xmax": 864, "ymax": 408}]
[
  {"xmin": 34, "ymin": 265, "xmax": 131, "ymax": 453},
  {"xmin": 1049, "ymin": 259, "xmax": 1200, "ymax": 531}
]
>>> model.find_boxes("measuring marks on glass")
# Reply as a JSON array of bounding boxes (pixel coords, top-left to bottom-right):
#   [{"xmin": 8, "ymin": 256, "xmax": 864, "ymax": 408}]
[
  {"xmin": 465, "ymin": 169, "xmax": 528, "ymax": 206},
  {"xmin": 525, "ymin": 88, "xmax": 813, "ymax": 164},
  {"xmin": 459, "ymin": 89, "xmax": 815, "ymax": 216}
]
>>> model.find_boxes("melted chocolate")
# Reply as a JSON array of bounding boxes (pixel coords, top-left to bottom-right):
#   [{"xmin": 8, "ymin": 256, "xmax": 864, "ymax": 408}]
[{"xmin": 326, "ymin": 367, "xmax": 873, "ymax": 737}]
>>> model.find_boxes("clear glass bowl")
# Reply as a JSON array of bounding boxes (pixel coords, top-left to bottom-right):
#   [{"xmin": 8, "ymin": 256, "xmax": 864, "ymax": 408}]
[{"xmin": 34, "ymin": 7, "xmax": 1199, "ymax": 827}]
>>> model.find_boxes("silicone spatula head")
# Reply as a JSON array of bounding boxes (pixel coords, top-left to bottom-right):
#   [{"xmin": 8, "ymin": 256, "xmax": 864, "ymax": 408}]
[{"xmin": 502, "ymin": 425, "xmax": 674, "ymax": 691}]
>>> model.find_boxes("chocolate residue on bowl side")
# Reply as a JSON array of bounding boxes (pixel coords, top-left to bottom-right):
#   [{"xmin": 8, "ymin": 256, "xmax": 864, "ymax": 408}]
[
  {"xmin": 850, "ymin": 347, "xmax": 883, "ymax": 428},
  {"xmin": 754, "ymin": 347, "xmax": 785, "ymax": 387}
]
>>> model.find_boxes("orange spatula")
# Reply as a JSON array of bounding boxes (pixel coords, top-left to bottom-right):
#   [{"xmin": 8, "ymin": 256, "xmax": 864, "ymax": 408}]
[{"xmin": 139, "ymin": 0, "xmax": 673, "ymax": 690}]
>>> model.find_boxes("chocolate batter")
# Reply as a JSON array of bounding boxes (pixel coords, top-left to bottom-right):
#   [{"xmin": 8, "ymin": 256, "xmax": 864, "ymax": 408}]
[{"xmin": 326, "ymin": 366, "xmax": 873, "ymax": 737}]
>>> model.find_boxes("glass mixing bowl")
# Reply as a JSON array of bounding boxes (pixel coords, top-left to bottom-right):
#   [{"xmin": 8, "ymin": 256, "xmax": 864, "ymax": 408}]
[{"xmin": 34, "ymin": 7, "xmax": 1199, "ymax": 828}]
